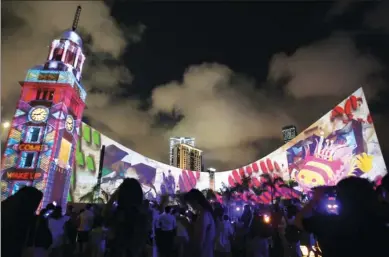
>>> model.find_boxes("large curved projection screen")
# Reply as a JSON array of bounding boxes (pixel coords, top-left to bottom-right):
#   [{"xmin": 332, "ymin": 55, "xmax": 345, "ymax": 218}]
[
  {"xmin": 214, "ymin": 88, "xmax": 387, "ymax": 202},
  {"xmin": 70, "ymin": 125, "xmax": 209, "ymax": 202}
]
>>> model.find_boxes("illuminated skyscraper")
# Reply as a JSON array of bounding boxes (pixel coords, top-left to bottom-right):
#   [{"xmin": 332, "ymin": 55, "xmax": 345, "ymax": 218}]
[
  {"xmin": 282, "ymin": 125, "xmax": 297, "ymax": 143},
  {"xmin": 169, "ymin": 137, "xmax": 195, "ymax": 165},
  {"xmin": 172, "ymin": 144, "xmax": 202, "ymax": 171}
]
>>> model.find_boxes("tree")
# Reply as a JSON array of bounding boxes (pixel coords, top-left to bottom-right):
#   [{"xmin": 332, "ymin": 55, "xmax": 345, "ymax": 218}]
[
  {"xmin": 79, "ymin": 183, "xmax": 111, "ymax": 204},
  {"xmin": 279, "ymin": 179, "xmax": 299, "ymax": 199},
  {"xmin": 218, "ymin": 183, "xmax": 237, "ymax": 216},
  {"xmin": 218, "ymin": 183, "xmax": 236, "ymax": 202},
  {"xmin": 251, "ymin": 186, "xmax": 267, "ymax": 203},
  {"xmin": 260, "ymin": 173, "xmax": 284, "ymax": 205},
  {"xmin": 232, "ymin": 174, "xmax": 252, "ymax": 194},
  {"xmin": 201, "ymin": 189, "xmax": 217, "ymax": 201}
]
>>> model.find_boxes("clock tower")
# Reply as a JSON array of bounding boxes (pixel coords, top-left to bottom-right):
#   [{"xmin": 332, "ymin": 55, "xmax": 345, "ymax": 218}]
[{"xmin": 1, "ymin": 6, "xmax": 87, "ymax": 210}]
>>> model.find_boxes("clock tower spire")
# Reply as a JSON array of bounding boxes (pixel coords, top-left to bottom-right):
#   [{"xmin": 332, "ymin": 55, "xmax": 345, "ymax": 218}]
[{"xmin": 1, "ymin": 6, "xmax": 87, "ymax": 211}]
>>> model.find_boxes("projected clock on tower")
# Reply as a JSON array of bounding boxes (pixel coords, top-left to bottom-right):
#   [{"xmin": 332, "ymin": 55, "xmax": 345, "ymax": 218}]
[{"xmin": 29, "ymin": 106, "xmax": 49, "ymax": 122}]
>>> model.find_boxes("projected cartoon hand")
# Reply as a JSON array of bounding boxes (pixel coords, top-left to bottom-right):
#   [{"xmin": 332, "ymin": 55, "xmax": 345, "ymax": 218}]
[
  {"xmin": 354, "ymin": 153, "xmax": 373, "ymax": 173},
  {"xmin": 179, "ymin": 170, "xmax": 200, "ymax": 192},
  {"xmin": 226, "ymin": 163, "xmax": 259, "ymax": 187},
  {"xmin": 259, "ymin": 158, "xmax": 282, "ymax": 176},
  {"xmin": 227, "ymin": 158, "xmax": 282, "ymax": 187}
]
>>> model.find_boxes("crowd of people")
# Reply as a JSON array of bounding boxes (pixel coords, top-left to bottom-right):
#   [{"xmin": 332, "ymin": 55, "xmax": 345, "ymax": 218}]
[{"xmin": 2, "ymin": 174, "xmax": 389, "ymax": 257}]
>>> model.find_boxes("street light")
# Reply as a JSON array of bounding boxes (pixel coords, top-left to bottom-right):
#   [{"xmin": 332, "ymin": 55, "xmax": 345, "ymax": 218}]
[{"xmin": 2, "ymin": 121, "xmax": 10, "ymax": 128}]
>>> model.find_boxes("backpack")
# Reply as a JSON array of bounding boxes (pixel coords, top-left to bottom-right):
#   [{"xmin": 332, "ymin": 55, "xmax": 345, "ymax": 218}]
[{"xmin": 284, "ymin": 224, "xmax": 301, "ymax": 243}]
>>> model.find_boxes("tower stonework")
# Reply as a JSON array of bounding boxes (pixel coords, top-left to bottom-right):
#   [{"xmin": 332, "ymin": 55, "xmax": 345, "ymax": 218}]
[{"xmin": 1, "ymin": 7, "xmax": 87, "ymax": 211}]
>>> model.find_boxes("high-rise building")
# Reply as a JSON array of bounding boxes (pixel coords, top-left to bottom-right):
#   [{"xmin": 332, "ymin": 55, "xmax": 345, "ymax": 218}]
[
  {"xmin": 169, "ymin": 137, "xmax": 195, "ymax": 165},
  {"xmin": 282, "ymin": 125, "xmax": 297, "ymax": 143},
  {"xmin": 172, "ymin": 144, "xmax": 202, "ymax": 171},
  {"xmin": 0, "ymin": 7, "xmax": 87, "ymax": 211}
]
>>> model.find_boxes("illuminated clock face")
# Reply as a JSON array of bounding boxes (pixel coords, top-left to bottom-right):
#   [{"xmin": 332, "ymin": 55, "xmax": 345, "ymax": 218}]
[
  {"xmin": 65, "ymin": 115, "xmax": 74, "ymax": 132},
  {"xmin": 29, "ymin": 106, "xmax": 49, "ymax": 123}
]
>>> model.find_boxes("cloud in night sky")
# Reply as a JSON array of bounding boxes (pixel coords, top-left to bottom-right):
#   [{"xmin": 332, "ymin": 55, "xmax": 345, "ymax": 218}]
[
  {"xmin": 326, "ymin": 0, "xmax": 355, "ymax": 17},
  {"xmin": 327, "ymin": 0, "xmax": 389, "ymax": 33},
  {"xmin": 2, "ymin": 1, "xmax": 388, "ymax": 170},
  {"xmin": 268, "ymin": 34, "xmax": 383, "ymax": 99},
  {"xmin": 365, "ymin": 1, "xmax": 389, "ymax": 32},
  {"xmin": 150, "ymin": 64, "xmax": 294, "ymax": 167}
]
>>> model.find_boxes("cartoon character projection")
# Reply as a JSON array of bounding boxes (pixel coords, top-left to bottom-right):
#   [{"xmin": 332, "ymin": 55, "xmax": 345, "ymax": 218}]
[{"xmin": 290, "ymin": 124, "xmax": 374, "ymax": 192}]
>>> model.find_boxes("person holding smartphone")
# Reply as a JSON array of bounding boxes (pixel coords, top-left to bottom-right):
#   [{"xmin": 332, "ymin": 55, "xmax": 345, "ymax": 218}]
[{"xmin": 294, "ymin": 177, "xmax": 389, "ymax": 257}]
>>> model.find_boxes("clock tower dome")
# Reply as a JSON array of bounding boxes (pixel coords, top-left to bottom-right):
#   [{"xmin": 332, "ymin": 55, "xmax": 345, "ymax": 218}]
[{"xmin": 1, "ymin": 6, "xmax": 87, "ymax": 210}]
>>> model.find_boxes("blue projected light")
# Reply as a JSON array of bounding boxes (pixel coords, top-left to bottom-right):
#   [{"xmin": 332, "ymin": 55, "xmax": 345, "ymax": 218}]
[
  {"xmin": 11, "ymin": 183, "xmax": 27, "ymax": 195},
  {"xmin": 18, "ymin": 152, "xmax": 37, "ymax": 169},
  {"xmin": 26, "ymin": 126, "xmax": 43, "ymax": 143}
]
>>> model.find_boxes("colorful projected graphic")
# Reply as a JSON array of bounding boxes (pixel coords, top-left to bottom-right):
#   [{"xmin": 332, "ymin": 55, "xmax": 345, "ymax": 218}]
[
  {"xmin": 214, "ymin": 88, "xmax": 387, "ymax": 204},
  {"xmin": 1, "ymin": 9, "xmax": 87, "ymax": 213},
  {"xmin": 58, "ymin": 139, "xmax": 72, "ymax": 168},
  {"xmin": 69, "ymin": 123, "xmax": 210, "ymax": 202}
]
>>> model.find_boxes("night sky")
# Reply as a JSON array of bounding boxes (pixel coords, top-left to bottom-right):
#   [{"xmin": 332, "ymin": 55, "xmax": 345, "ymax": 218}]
[
  {"xmin": 117, "ymin": 2, "xmax": 337, "ymax": 96},
  {"xmin": 2, "ymin": 1, "xmax": 389, "ymax": 169},
  {"xmin": 113, "ymin": 2, "xmax": 388, "ymax": 97}
]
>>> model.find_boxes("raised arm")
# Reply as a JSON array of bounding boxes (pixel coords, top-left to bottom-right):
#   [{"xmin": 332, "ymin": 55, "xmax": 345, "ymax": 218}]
[
  {"xmin": 103, "ymin": 189, "xmax": 119, "ymax": 221},
  {"xmin": 294, "ymin": 188, "xmax": 323, "ymax": 231}
]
